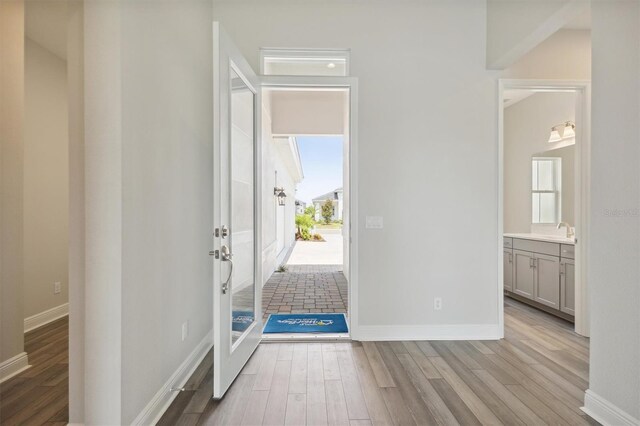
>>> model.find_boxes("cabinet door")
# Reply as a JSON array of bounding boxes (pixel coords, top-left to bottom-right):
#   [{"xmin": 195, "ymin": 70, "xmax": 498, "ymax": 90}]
[
  {"xmin": 534, "ymin": 254, "xmax": 560, "ymax": 309},
  {"xmin": 513, "ymin": 250, "xmax": 534, "ymax": 299},
  {"xmin": 560, "ymin": 259, "xmax": 575, "ymax": 315},
  {"xmin": 503, "ymin": 250, "xmax": 513, "ymax": 292}
]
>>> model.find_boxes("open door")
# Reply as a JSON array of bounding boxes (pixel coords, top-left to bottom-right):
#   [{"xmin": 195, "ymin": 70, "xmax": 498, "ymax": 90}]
[{"xmin": 212, "ymin": 22, "xmax": 262, "ymax": 398}]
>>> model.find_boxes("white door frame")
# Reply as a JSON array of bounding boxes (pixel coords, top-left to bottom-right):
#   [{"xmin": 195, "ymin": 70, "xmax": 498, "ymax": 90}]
[
  {"xmin": 260, "ymin": 75, "xmax": 360, "ymax": 339},
  {"xmin": 498, "ymin": 79, "xmax": 591, "ymax": 337}
]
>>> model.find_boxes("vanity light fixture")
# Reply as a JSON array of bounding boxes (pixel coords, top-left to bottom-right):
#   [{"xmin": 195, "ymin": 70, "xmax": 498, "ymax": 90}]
[
  {"xmin": 563, "ymin": 121, "xmax": 576, "ymax": 138},
  {"xmin": 274, "ymin": 187, "xmax": 286, "ymax": 206},
  {"xmin": 548, "ymin": 121, "xmax": 576, "ymax": 143},
  {"xmin": 548, "ymin": 129, "xmax": 563, "ymax": 143}
]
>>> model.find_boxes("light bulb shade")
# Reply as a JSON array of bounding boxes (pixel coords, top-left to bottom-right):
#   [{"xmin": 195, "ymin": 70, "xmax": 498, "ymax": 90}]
[
  {"xmin": 563, "ymin": 123, "xmax": 575, "ymax": 138},
  {"xmin": 548, "ymin": 129, "xmax": 562, "ymax": 143}
]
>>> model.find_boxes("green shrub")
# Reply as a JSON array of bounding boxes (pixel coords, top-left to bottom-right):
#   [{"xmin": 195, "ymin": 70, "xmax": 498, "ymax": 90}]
[
  {"xmin": 321, "ymin": 199, "xmax": 334, "ymax": 224},
  {"xmin": 295, "ymin": 213, "xmax": 314, "ymax": 233},
  {"xmin": 304, "ymin": 205, "xmax": 316, "ymax": 216},
  {"xmin": 299, "ymin": 228, "xmax": 311, "ymax": 241}
]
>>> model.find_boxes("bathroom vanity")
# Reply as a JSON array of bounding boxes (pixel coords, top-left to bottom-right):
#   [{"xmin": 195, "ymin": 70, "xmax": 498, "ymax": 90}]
[{"xmin": 504, "ymin": 233, "xmax": 575, "ymax": 321}]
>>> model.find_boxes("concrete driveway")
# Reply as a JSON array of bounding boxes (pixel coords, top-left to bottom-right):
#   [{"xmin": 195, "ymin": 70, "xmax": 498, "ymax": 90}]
[{"xmin": 286, "ymin": 228, "xmax": 343, "ymax": 265}]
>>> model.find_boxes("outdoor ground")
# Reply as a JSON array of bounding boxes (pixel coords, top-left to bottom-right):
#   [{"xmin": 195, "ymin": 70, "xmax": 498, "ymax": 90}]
[
  {"xmin": 262, "ymin": 230, "xmax": 347, "ymax": 322},
  {"xmin": 286, "ymin": 228, "xmax": 343, "ymax": 265}
]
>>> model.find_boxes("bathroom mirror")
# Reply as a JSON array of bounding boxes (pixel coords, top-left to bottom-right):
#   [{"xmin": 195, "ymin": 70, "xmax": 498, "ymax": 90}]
[{"xmin": 531, "ymin": 145, "xmax": 575, "ymax": 225}]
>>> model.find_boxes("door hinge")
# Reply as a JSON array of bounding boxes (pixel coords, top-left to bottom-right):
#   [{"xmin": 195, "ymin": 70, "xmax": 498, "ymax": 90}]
[{"xmin": 209, "ymin": 250, "xmax": 219, "ymax": 259}]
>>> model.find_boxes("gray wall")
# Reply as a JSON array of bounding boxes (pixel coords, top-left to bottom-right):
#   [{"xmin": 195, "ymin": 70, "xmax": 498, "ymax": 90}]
[
  {"xmin": 0, "ymin": 0, "xmax": 25, "ymax": 368},
  {"xmin": 215, "ymin": 0, "xmax": 500, "ymax": 332},
  {"xmin": 588, "ymin": 0, "xmax": 640, "ymax": 421},
  {"xmin": 83, "ymin": 1, "xmax": 214, "ymax": 423},
  {"xmin": 24, "ymin": 38, "xmax": 69, "ymax": 319}
]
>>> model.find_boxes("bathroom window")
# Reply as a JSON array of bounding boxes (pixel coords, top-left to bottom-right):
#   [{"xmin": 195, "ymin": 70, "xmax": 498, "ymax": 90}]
[{"xmin": 532, "ymin": 158, "xmax": 561, "ymax": 224}]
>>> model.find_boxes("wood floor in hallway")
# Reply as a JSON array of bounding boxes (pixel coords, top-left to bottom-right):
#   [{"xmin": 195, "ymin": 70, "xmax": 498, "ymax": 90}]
[
  {"xmin": 159, "ymin": 298, "xmax": 598, "ymax": 426},
  {"xmin": 0, "ymin": 317, "xmax": 68, "ymax": 425}
]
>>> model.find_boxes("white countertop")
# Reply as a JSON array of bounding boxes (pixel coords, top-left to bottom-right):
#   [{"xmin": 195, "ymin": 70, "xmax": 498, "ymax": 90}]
[{"xmin": 504, "ymin": 233, "xmax": 575, "ymax": 245}]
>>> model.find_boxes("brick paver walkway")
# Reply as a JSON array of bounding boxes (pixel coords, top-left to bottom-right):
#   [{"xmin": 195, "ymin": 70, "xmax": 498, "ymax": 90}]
[{"xmin": 262, "ymin": 265, "xmax": 348, "ymax": 321}]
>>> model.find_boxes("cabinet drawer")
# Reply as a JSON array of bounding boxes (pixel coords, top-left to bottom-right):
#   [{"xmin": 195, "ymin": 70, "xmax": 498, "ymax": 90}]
[
  {"xmin": 560, "ymin": 244, "xmax": 575, "ymax": 259},
  {"xmin": 513, "ymin": 238, "xmax": 560, "ymax": 257},
  {"xmin": 504, "ymin": 237, "xmax": 513, "ymax": 248}
]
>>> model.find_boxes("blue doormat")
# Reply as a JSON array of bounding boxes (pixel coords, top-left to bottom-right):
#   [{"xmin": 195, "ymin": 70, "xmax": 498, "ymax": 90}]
[
  {"xmin": 263, "ymin": 313, "xmax": 348, "ymax": 334},
  {"xmin": 232, "ymin": 311, "xmax": 254, "ymax": 332}
]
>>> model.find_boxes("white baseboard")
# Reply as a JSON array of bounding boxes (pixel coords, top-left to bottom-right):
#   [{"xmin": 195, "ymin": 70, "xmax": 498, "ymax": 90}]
[
  {"xmin": 131, "ymin": 330, "xmax": 213, "ymax": 425},
  {"xmin": 352, "ymin": 324, "xmax": 501, "ymax": 341},
  {"xmin": 582, "ymin": 389, "xmax": 640, "ymax": 426},
  {"xmin": 24, "ymin": 303, "xmax": 69, "ymax": 332},
  {"xmin": 0, "ymin": 352, "xmax": 31, "ymax": 384}
]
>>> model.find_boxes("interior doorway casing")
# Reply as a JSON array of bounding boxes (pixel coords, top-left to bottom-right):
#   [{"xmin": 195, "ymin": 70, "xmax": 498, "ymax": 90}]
[
  {"xmin": 498, "ymin": 79, "xmax": 591, "ymax": 337},
  {"xmin": 261, "ymin": 75, "xmax": 359, "ymax": 339}
]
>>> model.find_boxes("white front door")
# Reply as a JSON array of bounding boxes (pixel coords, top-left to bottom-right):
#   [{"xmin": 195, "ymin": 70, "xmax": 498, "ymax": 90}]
[{"xmin": 212, "ymin": 22, "xmax": 262, "ymax": 399}]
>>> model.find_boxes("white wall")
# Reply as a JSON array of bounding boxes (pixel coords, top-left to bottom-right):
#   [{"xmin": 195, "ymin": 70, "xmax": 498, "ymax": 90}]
[
  {"xmin": 504, "ymin": 92, "xmax": 576, "ymax": 233},
  {"xmin": 83, "ymin": 0, "xmax": 214, "ymax": 423},
  {"xmin": 215, "ymin": 0, "xmax": 501, "ymax": 333},
  {"xmin": 586, "ymin": 0, "xmax": 640, "ymax": 422},
  {"xmin": 262, "ymin": 96, "xmax": 299, "ymax": 282},
  {"xmin": 502, "ymin": 29, "xmax": 591, "ymax": 80},
  {"xmin": 486, "ymin": 0, "xmax": 588, "ymax": 69},
  {"xmin": 0, "ymin": 0, "xmax": 26, "ymax": 369},
  {"xmin": 23, "ymin": 38, "xmax": 69, "ymax": 319}
]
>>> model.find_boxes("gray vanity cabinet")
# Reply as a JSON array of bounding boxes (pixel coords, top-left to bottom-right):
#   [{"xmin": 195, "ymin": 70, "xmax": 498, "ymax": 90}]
[
  {"xmin": 513, "ymin": 249, "xmax": 535, "ymax": 299},
  {"xmin": 504, "ymin": 250, "xmax": 514, "ymax": 292},
  {"xmin": 533, "ymin": 254, "xmax": 561, "ymax": 309},
  {"xmin": 560, "ymin": 258, "xmax": 576, "ymax": 315}
]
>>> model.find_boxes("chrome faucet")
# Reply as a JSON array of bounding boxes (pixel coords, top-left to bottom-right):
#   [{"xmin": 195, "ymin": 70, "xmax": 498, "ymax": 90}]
[{"xmin": 557, "ymin": 222, "xmax": 575, "ymax": 238}]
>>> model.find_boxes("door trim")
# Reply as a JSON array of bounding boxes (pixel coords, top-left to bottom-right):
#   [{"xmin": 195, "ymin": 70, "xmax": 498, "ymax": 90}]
[
  {"xmin": 261, "ymin": 75, "xmax": 359, "ymax": 340},
  {"xmin": 497, "ymin": 79, "xmax": 591, "ymax": 337}
]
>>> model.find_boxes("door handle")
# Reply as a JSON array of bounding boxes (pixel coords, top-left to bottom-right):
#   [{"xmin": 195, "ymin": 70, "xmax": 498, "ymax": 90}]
[{"xmin": 220, "ymin": 245, "xmax": 233, "ymax": 294}]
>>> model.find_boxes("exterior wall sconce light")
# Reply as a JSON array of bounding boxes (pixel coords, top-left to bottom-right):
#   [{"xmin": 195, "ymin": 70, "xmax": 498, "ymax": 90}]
[
  {"xmin": 548, "ymin": 121, "xmax": 576, "ymax": 143},
  {"xmin": 274, "ymin": 187, "xmax": 286, "ymax": 206}
]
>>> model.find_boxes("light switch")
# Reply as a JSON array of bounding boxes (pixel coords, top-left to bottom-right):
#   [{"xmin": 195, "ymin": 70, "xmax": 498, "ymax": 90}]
[{"xmin": 365, "ymin": 216, "xmax": 383, "ymax": 229}]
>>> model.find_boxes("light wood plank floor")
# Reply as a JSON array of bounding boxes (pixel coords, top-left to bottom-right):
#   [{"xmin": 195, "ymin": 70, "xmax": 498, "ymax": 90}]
[
  {"xmin": 159, "ymin": 298, "xmax": 599, "ymax": 426},
  {"xmin": 0, "ymin": 299, "xmax": 598, "ymax": 425}
]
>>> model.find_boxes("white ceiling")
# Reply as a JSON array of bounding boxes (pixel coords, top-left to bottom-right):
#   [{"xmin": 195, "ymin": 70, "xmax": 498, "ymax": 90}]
[
  {"xmin": 26, "ymin": 0, "xmax": 68, "ymax": 60},
  {"xmin": 503, "ymin": 89, "xmax": 535, "ymax": 108}
]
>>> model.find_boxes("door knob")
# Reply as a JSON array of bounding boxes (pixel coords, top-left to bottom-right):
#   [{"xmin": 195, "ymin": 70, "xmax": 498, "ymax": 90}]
[{"xmin": 221, "ymin": 245, "xmax": 232, "ymax": 261}]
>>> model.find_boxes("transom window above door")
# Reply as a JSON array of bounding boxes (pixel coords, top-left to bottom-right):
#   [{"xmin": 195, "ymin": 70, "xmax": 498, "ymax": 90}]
[{"xmin": 260, "ymin": 48, "xmax": 350, "ymax": 76}]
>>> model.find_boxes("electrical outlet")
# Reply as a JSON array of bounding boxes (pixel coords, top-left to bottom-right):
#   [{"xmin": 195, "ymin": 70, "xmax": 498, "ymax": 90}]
[
  {"xmin": 182, "ymin": 321, "xmax": 189, "ymax": 341},
  {"xmin": 54, "ymin": 282, "xmax": 61, "ymax": 295},
  {"xmin": 434, "ymin": 297, "xmax": 442, "ymax": 311}
]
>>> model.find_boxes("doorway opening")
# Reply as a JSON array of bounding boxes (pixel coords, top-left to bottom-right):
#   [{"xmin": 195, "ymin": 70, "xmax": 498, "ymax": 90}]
[
  {"xmin": 498, "ymin": 80, "xmax": 591, "ymax": 339},
  {"xmin": 259, "ymin": 87, "xmax": 351, "ymax": 339}
]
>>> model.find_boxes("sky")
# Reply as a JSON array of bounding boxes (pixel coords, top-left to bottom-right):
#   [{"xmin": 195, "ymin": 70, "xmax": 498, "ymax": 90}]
[{"xmin": 295, "ymin": 136, "xmax": 343, "ymax": 205}]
